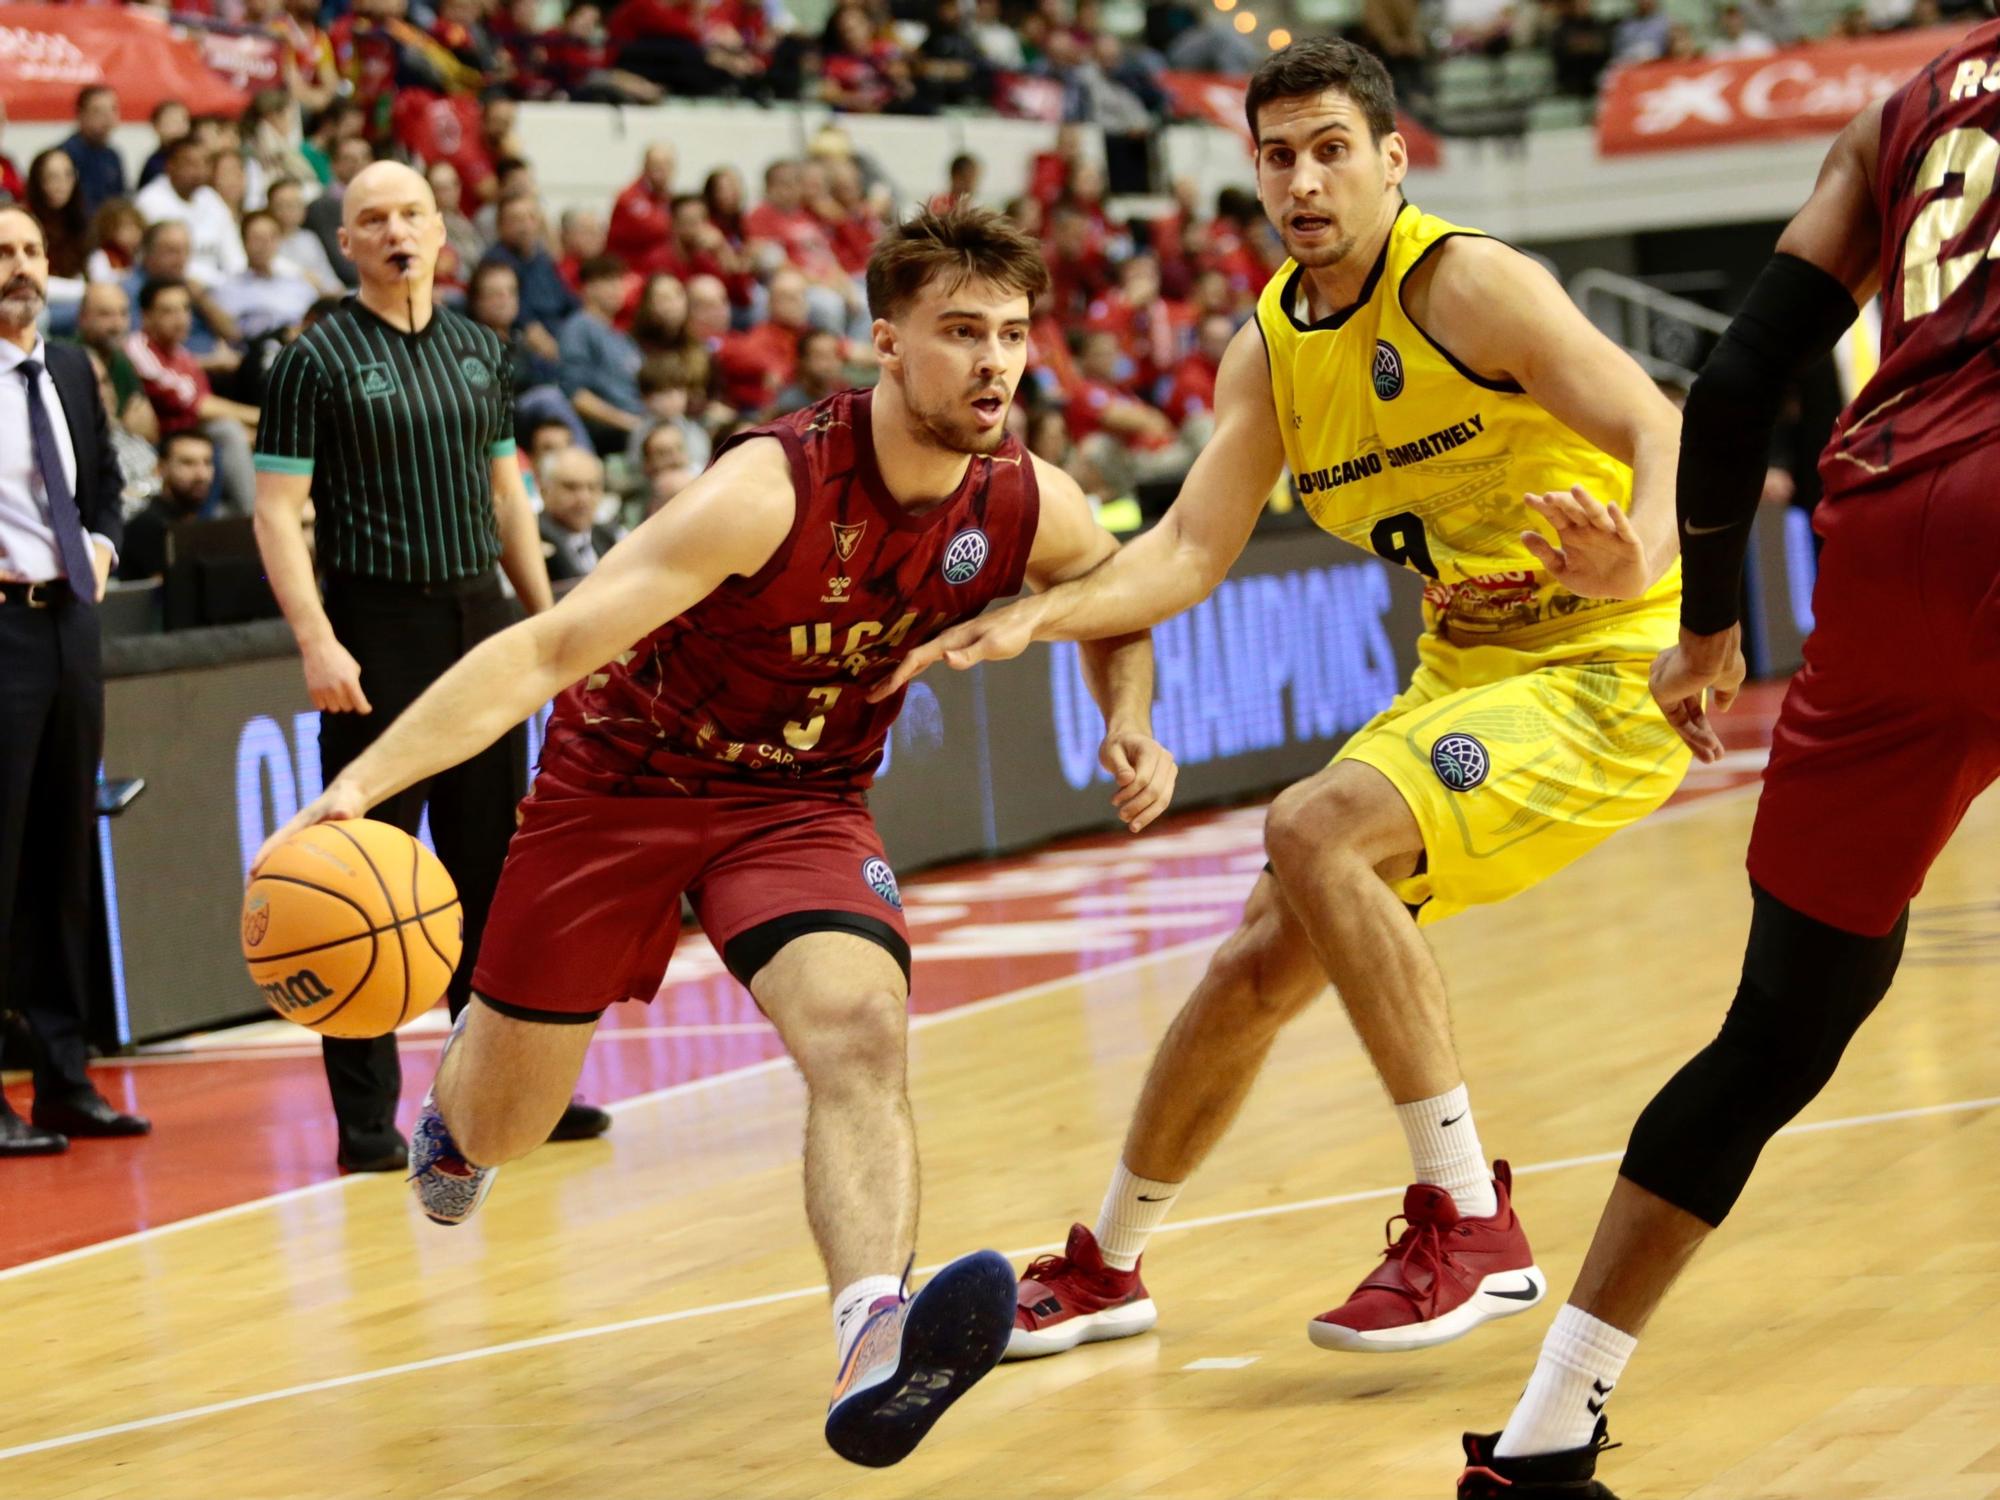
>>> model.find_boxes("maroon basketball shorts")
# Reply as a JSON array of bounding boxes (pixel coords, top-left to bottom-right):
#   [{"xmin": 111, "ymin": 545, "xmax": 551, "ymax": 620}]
[
  {"xmin": 1748, "ymin": 457, "xmax": 2000, "ymax": 936},
  {"xmin": 472, "ymin": 778, "xmax": 912, "ymax": 1020}
]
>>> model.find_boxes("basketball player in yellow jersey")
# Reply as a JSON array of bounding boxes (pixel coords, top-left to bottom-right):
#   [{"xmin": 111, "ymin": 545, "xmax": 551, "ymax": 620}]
[{"xmin": 877, "ymin": 36, "xmax": 1693, "ymax": 1359}]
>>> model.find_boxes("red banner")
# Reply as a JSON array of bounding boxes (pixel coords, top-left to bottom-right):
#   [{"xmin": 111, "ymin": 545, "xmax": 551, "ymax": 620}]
[
  {"xmin": 1158, "ymin": 71, "xmax": 1442, "ymax": 169},
  {"xmin": 1597, "ymin": 26, "xmax": 1971, "ymax": 155},
  {"xmin": 174, "ymin": 15, "xmax": 286, "ymax": 95},
  {"xmin": 0, "ymin": 4, "xmax": 247, "ymax": 120}
]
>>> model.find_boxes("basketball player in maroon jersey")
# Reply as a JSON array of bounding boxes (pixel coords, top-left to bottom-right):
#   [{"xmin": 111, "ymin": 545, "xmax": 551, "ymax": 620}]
[
  {"xmin": 253, "ymin": 205, "xmax": 1175, "ymax": 1468},
  {"xmin": 1455, "ymin": 20, "xmax": 2000, "ymax": 1498}
]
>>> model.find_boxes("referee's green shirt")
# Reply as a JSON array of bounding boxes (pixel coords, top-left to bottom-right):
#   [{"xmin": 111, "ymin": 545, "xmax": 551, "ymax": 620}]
[{"xmin": 254, "ymin": 298, "xmax": 518, "ymax": 583}]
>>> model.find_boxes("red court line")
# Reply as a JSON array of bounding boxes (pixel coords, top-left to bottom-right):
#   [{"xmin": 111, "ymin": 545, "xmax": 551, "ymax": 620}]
[{"xmin": 0, "ymin": 683, "xmax": 1779, "ymax": 1270}]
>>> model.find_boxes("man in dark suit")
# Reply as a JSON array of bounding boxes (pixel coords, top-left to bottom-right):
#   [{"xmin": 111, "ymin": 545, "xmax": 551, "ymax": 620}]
[
  {"xmin": 536, "ymin": 446, "xmax": 624, "ymax": 584},
  {"xmin": 0, "ymin": 206, "xmax": 151, "ymax": 1156}
]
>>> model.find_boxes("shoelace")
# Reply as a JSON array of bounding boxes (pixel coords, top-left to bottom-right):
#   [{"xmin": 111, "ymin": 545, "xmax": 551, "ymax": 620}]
[
  {"xmin": 1021, "ymin": 1253, "xmax": 1071, "ymax": 1283},
  {"xmin": 1374, "ymin": 1210, "xmax": 1462, "ymax": 1309}
]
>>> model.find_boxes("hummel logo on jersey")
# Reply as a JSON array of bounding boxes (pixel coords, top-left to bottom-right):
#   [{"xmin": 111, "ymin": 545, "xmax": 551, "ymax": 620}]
[{"xmin": 1587, "ymin": 1379, "xmax": 1615, "ymax": 1415}]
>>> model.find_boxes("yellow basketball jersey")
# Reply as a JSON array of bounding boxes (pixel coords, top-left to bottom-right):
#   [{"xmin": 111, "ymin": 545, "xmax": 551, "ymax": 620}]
[{"xmin": 1255, "ymin": 202, "xmax": 1680, "ymax": 642}]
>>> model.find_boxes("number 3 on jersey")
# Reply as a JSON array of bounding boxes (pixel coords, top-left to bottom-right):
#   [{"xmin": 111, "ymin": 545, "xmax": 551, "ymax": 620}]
[
  {"xmin": 1904, "ymin": 127, "xmax": 2000, "ymax": 319},
  {"xmin": 785, "ymin": 685, "xmax": 843, "ymax": 750}
]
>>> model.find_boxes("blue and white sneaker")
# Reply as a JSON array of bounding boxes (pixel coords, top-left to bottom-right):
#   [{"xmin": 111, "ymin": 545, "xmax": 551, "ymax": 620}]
[
  {"xmin": 407, "ymin": 1009, "xmax": 497, "ymax": 1226},
  {"xmin": 823, "ymin": 1250, "xmax": 1017, "ymax": 1468}
]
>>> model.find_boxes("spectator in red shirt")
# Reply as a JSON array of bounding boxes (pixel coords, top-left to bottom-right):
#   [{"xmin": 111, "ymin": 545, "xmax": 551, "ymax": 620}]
[
  {"xmin": 124, "ymin": 278, "xmax": 261, "ymax": 512},
  {"xmin": 744, "ymin": 159, "xmax": 839, "ymax": 278},
  {"xmin": 928, "ymin": 152, "xmax": 982, "ymax": 214},
  {"xmin": 609, "ymin": 0, "xmax": 768, "ymax": 98},
  {"xmin": 0, "ymin": 97, "xmax": 28, "ymax": 204},
  {"xmin": 555, "ymin": 207, "xmax": 610, "ymax": 293},
  {"xmin": 820, "ymin": 4, "xmax": 924, "ymax": 114},
  {"xmin": 745, "ymin": 159, "xmax": 863, "ymax": 334},
  {"xmin": 545, "ymin": 1, "xmax": 664, "ymax": 101},
  {"xmin": 715, "ymin": 267, "xmax": 810, "ymax": 415},
  {"xmin": 431, "ymin": 0, "xmax": 511, "ymax": 83},
  {"xmin": 608, "ymin": 143, "xmax": 677, "ymax": 272},
  {"xmin": 1162, "ymin": 311, "xmax": 1232, "ymax": 431},
  {"xmin": 1085, "ymin": 253, "xmax": 1190, "ymax": 400},
  {"xmin": 1029, "ymin": 122, "xmax": 1086, "ymax": 207},
  {"xmin": 1046, "ymin": 203, "xmax": 1112, "ymax": 321},
  {"xmin": 813, "ymin": 156, "xmax": 884, "ymax": 279},
  {"xmin": 1067, "ymin": 327, "xmax": 1191, "ymax": 502},
  {"xmin": 659, "ymin": 194, "xmax": 756, "ymax": 301}
]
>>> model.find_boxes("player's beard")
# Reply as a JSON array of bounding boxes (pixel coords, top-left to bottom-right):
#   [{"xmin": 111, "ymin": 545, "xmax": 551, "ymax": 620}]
[
  {"xmin": 906, "ymin": 379, "xmax": 1008, "ymax": 457},
  {"xmin": 1282, "ymin": 224, "xmax": 1360, "ymax": 271}
]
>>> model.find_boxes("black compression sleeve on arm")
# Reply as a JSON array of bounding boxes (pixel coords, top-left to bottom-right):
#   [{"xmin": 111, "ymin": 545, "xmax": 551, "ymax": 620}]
[{"xmin": 1678, "ymin": 252, "xmax": 1860, "ymax": 635}]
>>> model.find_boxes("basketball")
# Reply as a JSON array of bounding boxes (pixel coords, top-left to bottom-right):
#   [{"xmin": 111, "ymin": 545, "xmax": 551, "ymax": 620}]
[{"xmin": 240, "ymin": 819, "xmax": 462, "ymax": 1039}]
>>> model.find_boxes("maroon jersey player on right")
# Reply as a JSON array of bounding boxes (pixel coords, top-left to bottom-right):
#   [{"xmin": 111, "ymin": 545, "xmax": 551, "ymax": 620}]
[
  {"xmin": 1457, "ymin": 20, "xmax": 2000, "ymax": 1500},
  {"xmin": 254, "ymin": 205, "xmax": 1175, "ymax": 1471}
]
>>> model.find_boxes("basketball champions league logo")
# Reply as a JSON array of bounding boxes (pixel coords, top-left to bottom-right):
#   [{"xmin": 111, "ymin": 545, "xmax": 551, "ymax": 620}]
[
  {"xmin": 1372, "ymin": 341, "xmax": 1405, "ymax": 401},
  {"xmin": 942, "ymin": 528, "xmax": 989, "ymax": 585}
]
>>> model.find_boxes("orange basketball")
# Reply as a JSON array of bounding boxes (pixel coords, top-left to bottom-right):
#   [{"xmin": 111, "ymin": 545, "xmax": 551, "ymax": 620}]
[{"xmin": 241, "ymin": 819, "xmax": 462, "ymax": 1038}]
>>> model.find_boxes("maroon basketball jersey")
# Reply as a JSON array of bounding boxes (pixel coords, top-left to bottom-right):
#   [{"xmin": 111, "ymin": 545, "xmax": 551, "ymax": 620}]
[
  {"xmin": 1822, "ymin": 19, "xmax": 2000, "ymax": 497},
  {"xmin": 539, "ymin": 388, "xmax": 1041, "ymax": 794}
]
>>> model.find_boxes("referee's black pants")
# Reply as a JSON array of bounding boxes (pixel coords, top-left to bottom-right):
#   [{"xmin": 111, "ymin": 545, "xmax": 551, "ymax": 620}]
[
  {"xmin": 0, "ymin": 587, "xmax": 101, "ymax": 1103},
  {"xmin": 318, "ymin": 570, "xmax": 525, "ymax": 1152}
]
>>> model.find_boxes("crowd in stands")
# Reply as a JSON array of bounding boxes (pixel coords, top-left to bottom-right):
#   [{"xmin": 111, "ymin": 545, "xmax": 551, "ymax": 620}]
[
  {"xmin": 0, "ymin": 0, "xmax": 1982, "ymax": 582},
  {"xmin": 0, "ymin": 59, "xmax": 1286, "ymax": 575}
]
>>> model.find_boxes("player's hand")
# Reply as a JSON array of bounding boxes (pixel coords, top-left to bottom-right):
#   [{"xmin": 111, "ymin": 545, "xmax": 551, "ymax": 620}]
[
  {"xmin": 303, "ymin": 636, "xmax": 372, "ymax": 715},
  {"xmin": 866, "ymin": 600, "xmax": 1042, "ymax": 701},
  {"xmin": 250, "ymin": 779, "xmax": 369, "ymax": 878},
  {"xmin": 1522, "ymin": 485, "xmax": 1650, "ymax": 600},
  {"xmin": 1101, "ymin": 729, "xmax": 1177, "ymax": 833},
  {"xmin": 1649, "ymin": 624, "xmax": 1745, "ymax": 764}
]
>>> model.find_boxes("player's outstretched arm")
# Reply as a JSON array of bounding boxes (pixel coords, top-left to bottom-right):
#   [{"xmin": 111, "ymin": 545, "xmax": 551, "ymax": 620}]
[
  {"xmin": 1653, "ymin": 100, "xmax": 1881, "ymax": 760},
  {"xmin": 1025, "ymin": 456, "xmax": 1177, "ymax": 833},
  {"xmin": 252, "ymin": 440, "xmax": 796, "ymax": 870},
  {"xmin": 870, "ymin": 319, "xmax": 1285, "ymax": 699},
  {"xmin": 1418, "ymin": 235, "xmax": 1684, "ymax": 599}
]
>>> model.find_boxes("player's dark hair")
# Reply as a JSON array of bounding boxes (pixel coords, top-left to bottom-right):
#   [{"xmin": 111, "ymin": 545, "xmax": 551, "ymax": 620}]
[
  {"xmin": 866, "ymin": 203, "xmax": 1050, "ymax": 321},
  {"xmin": 1245, "ymin": 38, "xmax": 1398, "ymax": 143}
]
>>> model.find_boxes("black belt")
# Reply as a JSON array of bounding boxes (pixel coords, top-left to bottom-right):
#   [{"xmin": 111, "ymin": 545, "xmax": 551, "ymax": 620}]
[
  {"xmin": 0, "ymin": 579, "xmax": 73, "ymax": 608},
  {"xmin": 324, "ymin": 568, "xmax": 502, "ymax": 600}
]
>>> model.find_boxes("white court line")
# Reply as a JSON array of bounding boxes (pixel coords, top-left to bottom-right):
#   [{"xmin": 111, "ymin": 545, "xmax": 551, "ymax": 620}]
[
  {"xmin": 2, "ymin": 783, "xmax": 1764, "ymax": 1284},
  {"xmin": 1, "ymin": 1087, "xmax": 1993, "ymax": 1467},
  {"xmin": 0, "ymin": 934, "xmax": 1230, "ymax": 1285}
]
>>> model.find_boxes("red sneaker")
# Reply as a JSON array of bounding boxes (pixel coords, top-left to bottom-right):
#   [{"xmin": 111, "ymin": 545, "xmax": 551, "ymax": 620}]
[
  {"xmin": 1004, "ymin": 1224, "xmax": 1158, "ymax": 1360},
  {"xmin": 1309, "ymin": 1161, "xmax": 1545, "ymax": 1353}
]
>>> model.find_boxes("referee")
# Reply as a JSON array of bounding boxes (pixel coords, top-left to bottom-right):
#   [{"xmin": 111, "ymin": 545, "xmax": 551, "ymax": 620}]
[{"xmin": 252, "ymin": 162, "xmax": 608, "ymax": 1172}]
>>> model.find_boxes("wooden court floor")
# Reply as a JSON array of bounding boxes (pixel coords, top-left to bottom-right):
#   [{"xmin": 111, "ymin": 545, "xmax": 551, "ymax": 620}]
[{"xmin": 6, "ymin": 782, "xmax": 1999, "ymax": 1500}]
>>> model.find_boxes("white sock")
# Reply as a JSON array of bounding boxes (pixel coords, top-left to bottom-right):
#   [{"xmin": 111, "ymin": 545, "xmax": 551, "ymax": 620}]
[
  {"xmin": 1093, "ymin": 1161, "xmax": 1182, "ymax": 1271},
  {"xmin": 831, "ymin": 1275, "xmax": 903, "ymax": 1369},
  {"xmin": 1493, "ymin": 1304, "xmax": 1637, "ymax": 1458},
  {"xmin": 1396, "ymin": 1083, "xmax": 1497, "ymax": 1220}
]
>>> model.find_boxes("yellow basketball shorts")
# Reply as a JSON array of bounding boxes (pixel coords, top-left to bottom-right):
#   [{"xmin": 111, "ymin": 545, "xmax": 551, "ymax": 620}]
[{"xmin": 1332, "ymin": 607, "xmax": 1692, "ymax": 925}]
